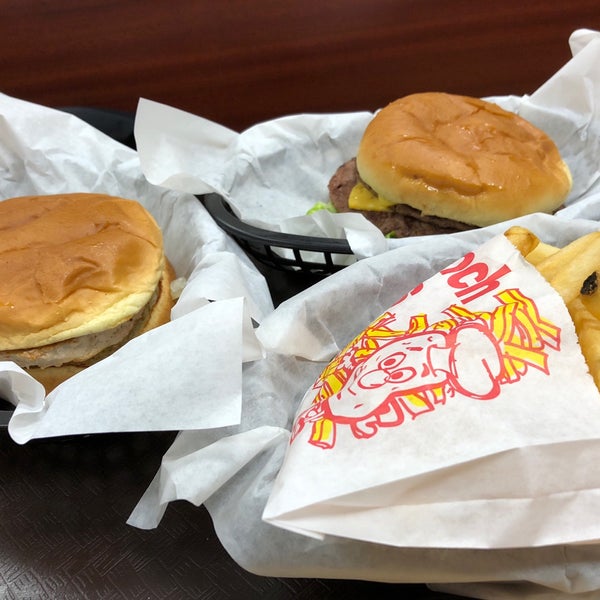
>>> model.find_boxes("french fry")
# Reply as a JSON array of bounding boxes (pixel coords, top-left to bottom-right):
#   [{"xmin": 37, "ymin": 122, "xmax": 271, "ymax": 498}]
[
  {"xmin": 504, "ymin": 226, "xmax": 541, "ymax": 257},
  {"xmin": 580, "ymin": 272, "xmax": 600, "ymax": 321},
  {"xmin": 568, "ymin": 296, "xmax": 600, "ymax": 390},
  {"xmin": 503, "ymin": 225, "xmax": 559, "ymax": 266},
  {"xmin": 505, "ymin": 226, "xmax": 600, "ymax": 390},
  {"xmin": 534, "ymin": 232, "xmax": 600, "ymax": 305},
  {"xmin": 524, "ymin": 241, "xmax": 559, "ymax": 266}
]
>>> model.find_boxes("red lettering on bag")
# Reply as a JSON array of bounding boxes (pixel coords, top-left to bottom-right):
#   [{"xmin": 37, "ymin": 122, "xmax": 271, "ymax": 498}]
[{"xmin": 441, "ymin": 252, "xmax": 511, "ymax": 303}]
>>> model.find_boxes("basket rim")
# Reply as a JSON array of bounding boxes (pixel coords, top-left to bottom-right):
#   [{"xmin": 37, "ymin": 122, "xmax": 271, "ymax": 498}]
[{"xmin": 201, "ymin": 193, "xmax": 354, "ymax": 255}]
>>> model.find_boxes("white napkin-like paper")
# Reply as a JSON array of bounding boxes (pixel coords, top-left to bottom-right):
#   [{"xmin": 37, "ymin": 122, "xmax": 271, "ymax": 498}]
[
  {"xmin": 130, "ymin": 214, "xmax": 600, "ymax": 598},
  {"xmin": 0, "ymin": 93, "xmax": 270, "ymax": 443},
  {"xmin": 128, "ymin": 30, "xmax": 600, "ymax": 598},
  {"xmin": 8, "ymin": 298, "xmax": 259, "ymax": 443},
  {"xmin": 263, "ymin": 234, "xmax": 600, "ymax": 549}
]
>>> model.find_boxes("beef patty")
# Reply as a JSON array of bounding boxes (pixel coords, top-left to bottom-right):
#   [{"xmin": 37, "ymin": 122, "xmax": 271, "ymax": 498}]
[{"xmin": 328, "ymin": 158, "xmax": 474, "ymax": 237}]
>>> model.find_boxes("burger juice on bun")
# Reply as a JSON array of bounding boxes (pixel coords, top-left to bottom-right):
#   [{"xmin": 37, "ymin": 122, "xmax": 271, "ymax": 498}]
[
  {"xmin": 0, "ymin": 193, "xmax": 173, "ymax": 392},
  {"xmin": 328, "ymin": 92, "xmax": 573, "ymax": 237}
]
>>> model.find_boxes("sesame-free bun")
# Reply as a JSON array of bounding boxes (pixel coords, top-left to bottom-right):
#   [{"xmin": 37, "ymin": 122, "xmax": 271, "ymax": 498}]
[
  {"xmin": 356, "ymin": 92, "xmax": 572, "ymax": 227},
  {"xmin": 0, "ymin": 193, "xmax": 173, "ymax": 391}
]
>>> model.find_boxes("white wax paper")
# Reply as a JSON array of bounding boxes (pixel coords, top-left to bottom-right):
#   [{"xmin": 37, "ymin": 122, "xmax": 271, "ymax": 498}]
[
  {"xmin": 129, "ymin": 214, "xmax": 600, "ymax": 599},
  {"xmin": 128, "ymin": 29, "xmax": 600, "ymax": 598},
  {"xmin": 134, "ymin": 29, "xmax": 600, "ymax": 262},
  {"xmin": 0, "ymin": 93, "xmax": 271, "ymax": 443},
  {"xmin": 263, "ymin": 234, "xmax": 600, "ymax": 549}
]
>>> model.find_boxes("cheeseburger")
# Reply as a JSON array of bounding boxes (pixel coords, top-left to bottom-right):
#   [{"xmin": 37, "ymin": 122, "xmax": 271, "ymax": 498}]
[
  {"xmin": 328, "ymin": 92, "xmax": 572, "ymax": 237},
  {"xmin": 0, "ymin": 193, "xmax": 173, "ymax": 392}
]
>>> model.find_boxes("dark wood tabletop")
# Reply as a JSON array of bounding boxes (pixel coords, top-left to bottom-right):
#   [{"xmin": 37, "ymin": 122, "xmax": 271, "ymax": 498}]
[
  {"xmin": 0, "ymin": 428, "xmax": 465, "ymax": 600},
  {"xmin": 3, "ymin": 0, "xmax": 600, "ymax": 132},
  {"xmin": 1, "ymin": 2, "xmax": 599, "ymax": 598}
]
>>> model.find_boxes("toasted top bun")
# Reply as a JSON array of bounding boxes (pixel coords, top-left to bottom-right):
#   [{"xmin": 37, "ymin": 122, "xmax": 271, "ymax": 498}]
[
  {"xmin": 356, "ymin": 92, "xmax": 573, "ymax": 227},
  {"xmin": 0, "ymin": 193, "xmax": 166, "ymax": 351}
]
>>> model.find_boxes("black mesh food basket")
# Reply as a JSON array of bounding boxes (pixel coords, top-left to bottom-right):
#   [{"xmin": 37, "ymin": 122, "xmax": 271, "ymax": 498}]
[{"xmin": 201, "ymin": 193, "xmax": 355, "ymax": 275}]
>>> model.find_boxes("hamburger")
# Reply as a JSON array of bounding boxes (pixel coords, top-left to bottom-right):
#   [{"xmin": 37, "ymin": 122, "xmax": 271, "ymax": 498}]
[
  {"xmin": 328, "ymin": 92, "xmax": 573, "ymax": 237},
  {"xmin": 0, "ymin": 193, "xmax": 174, "ymax": 392}
]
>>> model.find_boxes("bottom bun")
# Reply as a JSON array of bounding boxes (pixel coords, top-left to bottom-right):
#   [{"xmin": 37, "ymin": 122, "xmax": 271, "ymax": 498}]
[{"xmin": 26, "ymin": 261, "xmax": 175, "ymax": 394}]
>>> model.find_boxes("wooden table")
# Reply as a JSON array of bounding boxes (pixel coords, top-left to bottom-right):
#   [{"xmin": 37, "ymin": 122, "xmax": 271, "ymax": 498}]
[{"xmin": 3, "ymin": 0, "xmax": 599, "ymax": 131}]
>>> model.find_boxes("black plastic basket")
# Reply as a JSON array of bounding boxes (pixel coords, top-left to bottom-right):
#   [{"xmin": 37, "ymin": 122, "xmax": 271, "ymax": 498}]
[{"xmin": 201, "ymin": 193, "xmax": 355, "ymax": 275}]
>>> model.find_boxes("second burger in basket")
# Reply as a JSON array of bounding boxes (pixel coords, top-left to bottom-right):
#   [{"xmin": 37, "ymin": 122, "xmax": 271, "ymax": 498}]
[
  {"xmin": 0, "ymin": 193, "xmax": 174, "ymax": 392},
  {"xmin": 328, "ymin": 92, "xmax": 573, "ymax": 237}
]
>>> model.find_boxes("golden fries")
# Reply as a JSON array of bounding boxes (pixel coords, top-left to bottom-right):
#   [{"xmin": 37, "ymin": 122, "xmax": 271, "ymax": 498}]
[
  {"xmin": 504, "ymin": 225, "xmax": 559, "ymax": 265},
  {"xmin": 580, "ymin": 272, "xmax": 600, "ymax": 321},
  {"xmin": 567, "ymin": 297, "xmax": 600, "ymax": 390},
  {"xmin": 533, "ymin": 232, "xmax": 600, "ymax": 305},
  {"xmin": 503, "ymin": 226, "xmax": 541, "ymax": 257},
  {"xmin": 505, "ymin": 226, "xmax": 600, "ymax": 389},
  {"xmin": 523, "ymin": 241, "xmax": 559, "ymax": 266}
]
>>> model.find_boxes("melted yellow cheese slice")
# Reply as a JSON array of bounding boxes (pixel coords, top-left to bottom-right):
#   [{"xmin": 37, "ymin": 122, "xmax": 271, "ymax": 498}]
[{"xmin": 348, "ymin": 182, "xmax": 396, "ymax": 212}]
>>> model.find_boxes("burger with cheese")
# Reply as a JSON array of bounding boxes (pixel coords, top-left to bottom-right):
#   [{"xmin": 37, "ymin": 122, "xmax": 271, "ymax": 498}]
[
  {"xmin": 0, "ymin": 193, "xmax": 173, "ymax": 392},
  {"xmin": 328, "ymin": 92, "xmax": 573, "ymax": 237}
]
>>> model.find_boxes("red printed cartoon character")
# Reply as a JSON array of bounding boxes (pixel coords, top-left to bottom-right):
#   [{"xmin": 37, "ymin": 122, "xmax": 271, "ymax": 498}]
[{"xmin": 292, "ymin": 288, "xmax": 560, "ymax": 449}]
